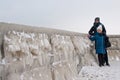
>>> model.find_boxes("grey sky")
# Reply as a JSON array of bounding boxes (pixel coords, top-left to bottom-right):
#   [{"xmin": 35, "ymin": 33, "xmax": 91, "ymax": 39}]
[{"xmin": 0, "ymin": 0, "xmax": 120, "ymax": 34}]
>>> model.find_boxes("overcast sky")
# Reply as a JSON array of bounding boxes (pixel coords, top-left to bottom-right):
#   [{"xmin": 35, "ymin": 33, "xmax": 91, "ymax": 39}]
[{"xmin": 0, "ymin": 0, "xmax": 120, "ymax": 34}]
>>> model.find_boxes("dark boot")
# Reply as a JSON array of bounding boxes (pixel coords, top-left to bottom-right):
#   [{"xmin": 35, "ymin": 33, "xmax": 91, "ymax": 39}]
[{"xmin": 106, "ymin": 63, "xmax": 110, "ymax": 66}]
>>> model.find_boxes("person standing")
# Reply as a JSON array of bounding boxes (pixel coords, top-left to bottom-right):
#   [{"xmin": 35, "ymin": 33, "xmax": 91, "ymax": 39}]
[
  {"xmin": 88, "ymin": 26, "xmax": 106, "ymax": 67},
  {"xmin": 88, "ymin": 17, "xmax": 110, "ymax": 66}
]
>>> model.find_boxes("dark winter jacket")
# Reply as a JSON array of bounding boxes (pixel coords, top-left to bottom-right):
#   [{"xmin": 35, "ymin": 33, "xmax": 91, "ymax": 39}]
[
  {"xmin": 89, "ymin": 22, "xmax": 106, "ymax": 36},
  {"xmin": 89, "ymin": 33, "xmax": 106, "ymax": 54}
]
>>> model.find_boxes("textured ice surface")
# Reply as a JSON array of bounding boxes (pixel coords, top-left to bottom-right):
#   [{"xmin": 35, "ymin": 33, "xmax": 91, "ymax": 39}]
[{"xmin": 0, "ymin": 31, "xmax": 120, "ymax": 80}]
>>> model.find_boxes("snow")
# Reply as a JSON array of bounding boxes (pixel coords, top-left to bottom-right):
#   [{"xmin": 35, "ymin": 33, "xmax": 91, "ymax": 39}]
[
  {"xmin": 116, "ymin": 56, "xmax": 119, "ymax": 61},
  {"xmin": 79, "ymin": 61, "xmax": 120, "ymax": 80},
  {"xmin": 4, "ymin": 35, "xmax": 11, "ymax": 42},
  {"xmin": 20, "ymin": 74, "xmax": 24, "ymax": 80},
  {"xmin": 2, "ymin": 31, "xmax": 120, "ymax": 80},
  {"xmin": 0, "ymin": 58, "xmax": 6, "ymax": 64}
]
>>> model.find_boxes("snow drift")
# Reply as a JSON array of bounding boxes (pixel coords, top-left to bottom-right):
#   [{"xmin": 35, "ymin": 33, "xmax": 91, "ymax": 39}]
[
  {"xmin": 0, "ymin": 23, "xmax": 120, "ymax": 80},
  {"xmin": 0, "ymin": 31, "xmax": 97, "ymax": 80}
]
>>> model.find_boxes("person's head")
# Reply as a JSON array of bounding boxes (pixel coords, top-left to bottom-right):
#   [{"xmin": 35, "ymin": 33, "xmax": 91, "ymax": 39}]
[
  {"xmin": 95, "ymin": 17, "xmax": 100, "ymax": 23},
  {"xmin": 97, "ymin": 25, "xmax": 102, "ymax": 33}
]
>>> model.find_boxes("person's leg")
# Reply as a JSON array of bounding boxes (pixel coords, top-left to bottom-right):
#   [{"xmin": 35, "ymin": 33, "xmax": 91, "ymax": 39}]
[
  {"xmin": 104, "ymin": 50, "xmax": 110, "ymax": 66},
  {"xmin": 101, "ymin": 54, "xmax": 104, "ymax": 66},
  {"xmin": 98, "ymin": 54, "xmax": 102, "ymax": 67}
]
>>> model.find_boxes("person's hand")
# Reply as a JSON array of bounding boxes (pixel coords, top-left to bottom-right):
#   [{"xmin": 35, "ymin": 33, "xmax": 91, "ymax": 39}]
[{"xmin": 87, "ymin": 34, "xmax": 91, "ymax": 38}]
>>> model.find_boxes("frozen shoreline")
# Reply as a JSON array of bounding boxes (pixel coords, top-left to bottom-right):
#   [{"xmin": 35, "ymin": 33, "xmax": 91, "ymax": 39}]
[{"xmin": 79, "ymin": 61, "xmax": 120, "ymax": 80}]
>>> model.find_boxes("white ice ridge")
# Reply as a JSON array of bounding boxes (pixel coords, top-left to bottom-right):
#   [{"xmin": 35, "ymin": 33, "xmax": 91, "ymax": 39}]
[{"xmin": 1, "ymin": 30, "xmax": 120, "ymax": 80}]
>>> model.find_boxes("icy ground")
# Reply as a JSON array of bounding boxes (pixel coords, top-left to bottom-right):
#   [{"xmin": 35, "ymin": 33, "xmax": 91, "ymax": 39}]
[{"xmin": 78, "ymin": 61, "xmax": 120, "ymax": 80}]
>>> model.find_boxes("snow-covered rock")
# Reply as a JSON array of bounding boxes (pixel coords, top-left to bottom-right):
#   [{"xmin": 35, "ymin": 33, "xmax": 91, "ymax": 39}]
[{"xmin": 0, "ymin": 30, "xmax": 120, "ymax": 80}]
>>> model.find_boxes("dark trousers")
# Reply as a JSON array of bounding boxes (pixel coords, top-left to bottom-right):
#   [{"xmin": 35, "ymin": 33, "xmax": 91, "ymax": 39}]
[
  {"xmin": 98, "ymin": 54, "xmax": 104, "ymax": 66},
  {"xmin": 104, "ymin": 51, "xmax": 109, "ymax": 65}
]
